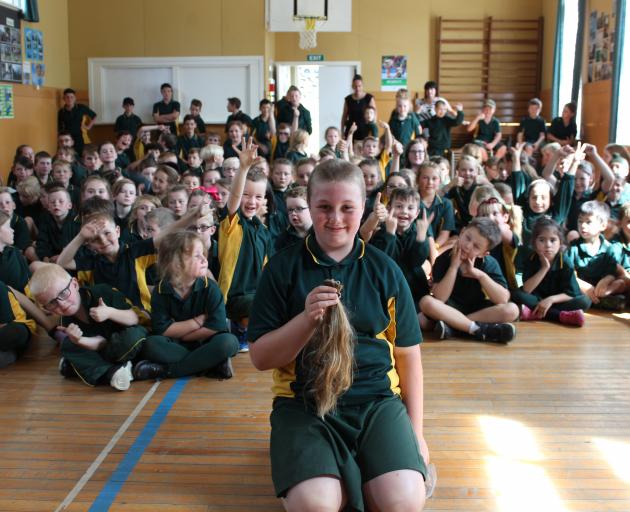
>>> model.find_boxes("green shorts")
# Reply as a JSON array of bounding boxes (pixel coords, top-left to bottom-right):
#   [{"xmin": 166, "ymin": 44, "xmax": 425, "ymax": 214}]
[
  {"xmin": 447, "ymin": 297, "xmax": 494, "ymax": 316},
  {"xmin": 270, "ymin": 395, "xmax": 426, "ymax": 511}
]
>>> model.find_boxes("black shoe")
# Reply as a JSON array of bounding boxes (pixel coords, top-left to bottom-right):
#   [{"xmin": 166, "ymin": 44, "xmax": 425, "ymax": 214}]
[
  {"xmin": 596, "ymin": 294, "xmax": 626, "ymax": 311},
  {"xmin": 58, "ymin": 357, "xmax": 76, "ymax": 378},
  {"xmin": 132, "ymin": 360, "xmax": 166, "ymax": 381},
  {"xmin": 433, "ymin": 320, "xmax": 454, "ymax": 340},
  {"xmin": 474, "ymin": 322, "xmax": 515, "ymax": 343},
  {"xmin": 206, "ymin": 358, "xmax": 234, "ymax": 380},
  {"xmin": 0, "ymin": 351, "xmax": 16, "ymax": 369}
]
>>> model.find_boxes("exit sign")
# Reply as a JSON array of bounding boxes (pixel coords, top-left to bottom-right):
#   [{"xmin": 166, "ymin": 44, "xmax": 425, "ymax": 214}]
[{"xmin": 307, "ymin": 54, "xmax": 324, "ymax": 62}]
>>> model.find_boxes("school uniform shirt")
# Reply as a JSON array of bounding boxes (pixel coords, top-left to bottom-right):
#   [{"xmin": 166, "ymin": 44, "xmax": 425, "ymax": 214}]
[
  {"xmin": 519, "ymin": 115, "xmax": 547, "ymax": 144},
  {"xmin": 446, "ymin": 184, "xmax": 477, "ymax": 231},
  {"xmin": 74, "ymin": 238, "xmax": 157, "ymax": 312},
  {"xmin": 548, "ymin": 117, "xmax": 577, "ymax": 141},
  {"xmin": 71, "ymin": 163, "xmax": 88, "ymax": 187},
  {"xmin": 222, "ymin": 141, "xmax": 242, "ymax": 160},
  {"xmin": 276, "ymin": 101, "xmax": 313, "ymax": 134},
  {"xmin": 474, "ymin": 117, "xmax": 501, "ymax": 143},
  {"xmin": 421, "ymin": 111, "xmax": 465, "ymax": 155},
  {"xmin": 266, "ymin": 211, "xmax": 289, "ymax": 253},
  {"xmin": 388, "ymin": 113, "xmax": 421, "ymax": 147},
  {"xmin": 0, "ymin": 245, "xmax": 30, "ymax": 292},
  {"xmin": 0, "ymin": 280, "xmax": 35, "ymax": 334},
  {"xmin": 152, "ymin": 99, "xmax": 181, "ymax": 135},
  {"xmin": 370, "ymin": 222, "xmax": 431, "ymax": 306},
  {"xmin": 114, "ymin": 113, "xmax": 142, "ymax": 138},
  {"xmin": 10, "ymin": 213, "xmax": 31, "ymax": 251},
  {"xmin": 35, "ymin": 212, "xmax": 80, "ymax": 260},
  {"xmin": 566, "ymin": 235, "xmax": 618, "ymax": 285},
  {"xmin": 490, "ymin": 233, "xmax": 520, "ymax": 290},
  {"xmin": 248, "ymin": 234, "xmax": 422, "ymax": 404},
  {"xmin": 14, "ymin": 197, "xmax": 44, "ymax": 227},
  {"xmin": 420, "ymin": 193, "xmax": 456, "ymax": 237},
  {"xmin": 521, "ymin": 251, "xmax": 581, "ymax": 298},
  {"xmin": 115, "ymin": 152, "xmax": 130, "ymax": 170},
  {"xmin": 274, "ymin": 225, "xmax": 307, "ymax": 253},
  {"xmin": 610, "ymin": 235, "xmax": 629, "ymax": 270},
  {"xmin": 566, "ymin": 190, "xmax": 598, "ymax": 232},
  {"xmin": 285, "ymin": 150, "xmax": 308, "ymax": 165},
  {"xmin": 57, "ymin": 103, "xmax": 97, "ymax": 149},
  {"xmin": 151, "ymin": 276, "xmax": 228, "ymax": 336},
  {"xmin": 252, "ymin": 115, "xmax": 272, "ymax": 154},
  {"xmin": 218, "ymin": 209, "xmax": 271, "ymax": 304},
  {"xmin": 272, "ymin": 188, "xmax": 288, "ymax": 218},
  {"xmin": 271, "ymin": 139, "xmax": 289, "ymax": 161},
  {"xmin": 61, "ymin": 284, "xmax": 134, "ymax": 339},
  {"xmin": 176, "ymin": 133, "xmax": 203, "ymax": 159},
  {"xmin": 192, "ymin": 114, "xmax": 206, "ymax": 134},
  {"xmin": 432, "ymin": 249, "xmax": 508, "ymax": 307}
]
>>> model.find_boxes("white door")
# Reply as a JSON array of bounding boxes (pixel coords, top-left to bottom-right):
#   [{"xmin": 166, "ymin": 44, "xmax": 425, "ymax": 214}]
[{"xmin": 276, "ymin": 62, "xmax": 359, "ymax": 154}]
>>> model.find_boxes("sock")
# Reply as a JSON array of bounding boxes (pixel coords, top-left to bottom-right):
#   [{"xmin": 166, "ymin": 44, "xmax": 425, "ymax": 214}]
[
  {"xmin": 468, "ymin": 322, "xmax": 480, "ymax": 334},
  {"xmin": 544, "ymin": 308, "xmax": 560, "ymax": 322}
]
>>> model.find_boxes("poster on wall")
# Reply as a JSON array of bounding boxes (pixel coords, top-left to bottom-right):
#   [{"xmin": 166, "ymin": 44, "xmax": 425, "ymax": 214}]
[
  {"xmin": 0, "ymin": 84, "xmax": 14, "ymax": 118},
  {"xmin": 381, "ymin": 55, "xmax": 407, "ymax": 91},
  {"xmin": 588, "ymin": 9, "xmax": 615, "ymax": 82},
  {"xmin": 24, "ymin": 28, "xmax": 43, "ymax": 61},
  {"xmin": 0, "ymin": 15, "xmax": 22, "ymax": 84},
  {"xmin": 32, "ymin": 62, "xmax": 44, "ymax": 87}
]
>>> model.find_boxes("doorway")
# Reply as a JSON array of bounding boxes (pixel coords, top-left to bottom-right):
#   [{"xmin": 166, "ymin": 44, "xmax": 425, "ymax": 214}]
[{"xmin": 276, "ymin": 61, "xmax": 360, "ymax": 154}]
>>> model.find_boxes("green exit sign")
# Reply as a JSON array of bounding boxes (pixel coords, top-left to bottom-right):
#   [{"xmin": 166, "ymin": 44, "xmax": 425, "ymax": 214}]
[{"xmin": 307, "ymin": 54, "xmax": 324, "ymax": 62}]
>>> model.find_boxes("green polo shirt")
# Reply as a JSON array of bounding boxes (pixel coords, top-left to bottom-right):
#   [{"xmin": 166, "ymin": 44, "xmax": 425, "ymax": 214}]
[
  {"xmin": 521, "ymin": 251, "xmax": 581, "ymax": 298},
  {"xmin": 274, "ymin": 225, "xmax": 306, "ymax": 253},
  {"xmin": 549, "ymin": 117, "xmax": 577, "ymax": 141},
  {"xmin": 10, "ymin": 213, "xmax": 31, "ymax": 251},
  {"xmin": 0, "ymin": 280, "xmax": 35, "ymax": 334},
  {"xmin": 114, "ymin": 113, "xmax": 142, "ymax": 138},
  {"xmin": 0, "ymin": 246, "xmax": 30, "ymax": 292},
  {"xmin": 74, "ymin": 238, "xmax": 157, "ymax": 312},
  {"xmin": 446, "ymin": 183, "xmax": 477, "ymax": 231},
  {"xmin": 388, "ymin": 113, "xmax": 421, "ymax": 147},
  {"xmin": 421, "ymin": 111, "xmax": 465, "ymax": 154},
  {"xmin": 57, "ymin": 103, "xmax": 96, "ymax": 148},
  {"xmin": 370, "ymin": 222, "xmax": 431, "ymax": 306},
  {"xmin": 61, "ymin": 284, "xmax": 134, "ymax": 339},
  {"xmin": 218, "ymin": 209, "xmax": 271, "ymax": 305},
  {"xmin": 433, "ymin": 248, "xmax": 508, "ymax": 306},
  {"xmin": 152, "ymin": 100, "xmax": 180, "ymax": 135},
  {"xmin": 611, "ymin": 236, "xmax": 629, "ymax": 270},
  {"xmin": 176, "ymin": 133, "xmax": 204, "ymax": 159},
  {"xmin": 151, "ymin": 277, "xmax": 227, "ymax": 336},
  {"xmin": 475, "ymin": 117, "xmax": 501, "ymax": 143},
  {"xmin": 519, "ymin": 115, "xmax": 546, "ymax": 143},
  {"xmin": 35, "ymin": 212, "xmax": 80, "ymax": 260},
  {"xmin": 248, "ymin": 234, "xmax": 422, "ymax": 404},
  {"xmin": 420, "ymin": 193, "xmax": 456, "ymax": 236},
  {"xmin": 252, "ymin": 116, "xmax": 272, "ymax": 143},
  {"xmin": 566, "ymin": 235, "xmax": 618, "ymax": 285}
]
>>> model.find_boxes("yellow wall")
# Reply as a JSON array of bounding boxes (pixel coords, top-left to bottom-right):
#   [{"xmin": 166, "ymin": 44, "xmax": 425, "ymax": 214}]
[
  {"xmin": 67, "ymin": 0, "xmax": 268, "ymax": 90},
  {"xmin": 275, "ymin": 0, "xmax": 546, "ymax": 92}
]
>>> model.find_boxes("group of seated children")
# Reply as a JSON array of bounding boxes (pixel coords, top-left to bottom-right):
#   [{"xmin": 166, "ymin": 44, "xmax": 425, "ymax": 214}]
[{"xmin": 0, "ymin": 87, "xmax": 628, "ymax": 391}]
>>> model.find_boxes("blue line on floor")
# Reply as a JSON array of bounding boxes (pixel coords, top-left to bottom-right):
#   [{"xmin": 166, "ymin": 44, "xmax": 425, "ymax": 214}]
[{"xmin": 88, "ymin": 378, "xmax": 190, "ymax": 512}]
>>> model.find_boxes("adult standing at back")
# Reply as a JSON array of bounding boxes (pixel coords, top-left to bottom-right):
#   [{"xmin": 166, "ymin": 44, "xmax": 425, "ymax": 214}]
[
  {"xmin": 415, "ymin": 81, "xmax": 451, "ymax": 122},
  {"xmin": 276, "ymin": 86, "xmax": 312, "ymax": 134},
  {"xmin": 340, "ymin": 74, "xmax": 376, "ymax": 140},
  {"xmin": 152, "ymin": 83, "xmax": 180, "ymax": 136},
  {"xmin": 57, "ymin": 88, "xmax": 97, "ymax": 157}
]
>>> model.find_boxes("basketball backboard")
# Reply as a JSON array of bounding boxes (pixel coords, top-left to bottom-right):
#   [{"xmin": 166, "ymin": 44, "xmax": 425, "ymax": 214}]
[{"xmin": 266, "ymin": 0, "xmax": 352, "ymax": 32}]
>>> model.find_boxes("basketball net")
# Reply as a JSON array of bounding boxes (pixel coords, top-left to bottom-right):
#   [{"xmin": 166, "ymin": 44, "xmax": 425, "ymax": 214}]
[{"xmin": 299, "ymin": 17, "xmax": 319, "ymax": 50}]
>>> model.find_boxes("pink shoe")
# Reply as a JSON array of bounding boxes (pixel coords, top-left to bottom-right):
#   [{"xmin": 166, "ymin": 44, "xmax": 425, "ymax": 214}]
[
  {"xmin": 520, "ymin": 305, "xmax": 535, "ymax": 321},
  {"xmin": 559, "ymin": 309, "xmax": 585, "ymax": 327}
]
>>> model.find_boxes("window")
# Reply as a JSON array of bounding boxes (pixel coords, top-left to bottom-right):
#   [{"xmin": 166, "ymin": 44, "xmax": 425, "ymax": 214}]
[
  {"xmin": 556, "ymin": 0, "xmax": 580, "ymax": 117},
  {"xmin": 0, "ymin": 0, "xmax": 25, "ymax": 11}
]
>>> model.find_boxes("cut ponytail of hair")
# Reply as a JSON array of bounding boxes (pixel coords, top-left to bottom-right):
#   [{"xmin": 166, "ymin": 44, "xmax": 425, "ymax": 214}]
[{"xmin": 302, "ymin": 279, "xmax": 355, "ymax": 417}]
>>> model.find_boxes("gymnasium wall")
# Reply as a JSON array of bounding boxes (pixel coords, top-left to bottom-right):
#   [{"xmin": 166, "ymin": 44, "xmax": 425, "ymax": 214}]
[{"xmin": 0, "ymin": 0, "xmax": 70, "ymax": 179}]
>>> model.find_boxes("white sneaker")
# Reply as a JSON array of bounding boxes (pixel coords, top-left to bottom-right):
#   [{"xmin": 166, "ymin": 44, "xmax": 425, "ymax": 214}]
[{"xmin": 110, "ymin": 361, "xmax": 133, "ymax": 391}]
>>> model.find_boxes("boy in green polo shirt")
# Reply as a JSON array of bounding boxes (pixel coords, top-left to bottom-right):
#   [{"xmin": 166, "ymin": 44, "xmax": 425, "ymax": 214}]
[
  {"xmin": 421, "ymin": 100, "xmax": 464, "ymax": 157},
  {"xmin": 152, "ymin": 83, "xmax": 180, "ymax": 135},
  {"xmin": 566, "ymin": 200, "xmax": 626, "ymax": 309},
  {"xmin": 176, "ymin": 115, "xmax": 203, "ymax": 160},
  {"xmin": 30, "ymin": 263, "xmax": 146, "ymax": 390},
  {"xmin": 35, "ymin": 186, "xmax": 78, "ymax": 263},
  {"xmin": 218, "ymin": 139, "xmax": 271, "ymax": 352},
  {"xmin": 419, "ymin": 218, "xmax": 519, "ymax": 342},
  {"xmin": 518, "ymin": 98, "xmax": 547, "ymax": 153},
  {"xmin": 388, "ymin": 90, "xmax": 421, "ymax": 147}
]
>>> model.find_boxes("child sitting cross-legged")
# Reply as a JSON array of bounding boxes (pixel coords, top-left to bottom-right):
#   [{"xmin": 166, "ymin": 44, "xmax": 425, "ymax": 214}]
[
  {"xmin": 135, "ymin": 231, "xmax": 239, "ymax": 381},
  {"xmin": 419, "ymin": 217, "xmax": 519, "ymax": 343},
  {"xmin": 29, "ymin": 263, "xmax": 147, "ymax": 390},
  {"xmin": 512, "ymin": 217, "xmax": 591, "ymax": 326},
  {"xmin": 566, "ymin": 200, "xmax": 626, "ymax": 310}
]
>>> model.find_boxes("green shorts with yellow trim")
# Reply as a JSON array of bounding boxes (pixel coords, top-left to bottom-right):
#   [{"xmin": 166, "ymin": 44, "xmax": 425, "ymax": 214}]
[{"xmin": 270, "ymin": 395, "xmax": 426, "ymax": 511}]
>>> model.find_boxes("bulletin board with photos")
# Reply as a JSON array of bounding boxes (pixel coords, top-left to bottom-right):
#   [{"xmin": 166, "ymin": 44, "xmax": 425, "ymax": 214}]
[
  {"xmin": 588, "ymin": 6, "xmax": 615, "ymax": 82},
  {"xmin": 0, "ymin": 4, "xmax": 21, "ymax": 84}
]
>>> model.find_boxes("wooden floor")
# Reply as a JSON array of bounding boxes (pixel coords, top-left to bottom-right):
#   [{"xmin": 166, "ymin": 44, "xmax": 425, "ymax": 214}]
[{"xmin": 1, "ymin": 311, "xmax": 630, "ymax": 511}]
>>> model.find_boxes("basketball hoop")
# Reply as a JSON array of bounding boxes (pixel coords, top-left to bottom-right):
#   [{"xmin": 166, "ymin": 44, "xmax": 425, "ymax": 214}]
[{"xmin": 297, "ymin": 16, "xmax": 322, "ymax": 50}]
